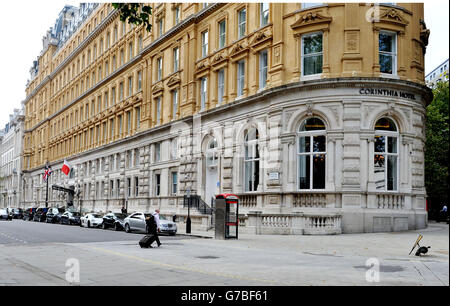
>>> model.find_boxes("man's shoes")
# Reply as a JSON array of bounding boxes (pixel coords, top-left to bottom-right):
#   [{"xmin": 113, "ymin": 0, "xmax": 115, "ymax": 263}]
[{"xmin": 158, "ymin": 244, "xmax": 162, "ymax": 247}]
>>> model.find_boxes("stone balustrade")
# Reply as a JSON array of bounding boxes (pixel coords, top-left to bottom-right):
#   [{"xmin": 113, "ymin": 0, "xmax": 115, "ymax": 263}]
[
  {"xmin": 376, "ymin": 194, "xmax": 405, "ymax": 209},
  {"xmin": 246, "ymin": 211, "xmax": 342, "ymax": 235}
]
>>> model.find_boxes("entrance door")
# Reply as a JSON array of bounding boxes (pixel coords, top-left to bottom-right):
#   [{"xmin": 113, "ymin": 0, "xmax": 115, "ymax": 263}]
[
  {"xmin": 205, "ymin": 138, "xmax": 219, "ymax": 205},
  {"xmin": 205, "ymin": 166, "xmax": 218, "ymax": 206}
]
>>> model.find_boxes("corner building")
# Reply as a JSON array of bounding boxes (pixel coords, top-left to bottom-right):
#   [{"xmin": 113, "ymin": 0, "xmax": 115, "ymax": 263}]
[{"xmin": 21, "ymin": 3, "xmax": 432, "ymax": 234}]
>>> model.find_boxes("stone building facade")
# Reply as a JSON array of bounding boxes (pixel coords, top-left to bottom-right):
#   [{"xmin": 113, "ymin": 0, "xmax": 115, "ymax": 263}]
[
  {"xmin": 21, "ymin": 3, "xmax": 432, "ymax": 234},
  {"xmin": 0, "ymin": 108, "xmax": 25, "ymax": 208}
]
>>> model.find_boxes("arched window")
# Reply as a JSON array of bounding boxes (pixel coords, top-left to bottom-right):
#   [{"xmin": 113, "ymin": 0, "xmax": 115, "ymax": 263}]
[
  {"xmin": 244, "ymin": 128, "xmax": 260, "ymax": 192},
  {"xmin": 374, "ymin": 117, "xmax": 398, "ymax": 191},
  {"xmin": 206, "ymin": 138, "xmax": 218, "ymax": 167},
  {"xmin": 297, "ymin": 118, "xmax": 326, "ymax": 190}
]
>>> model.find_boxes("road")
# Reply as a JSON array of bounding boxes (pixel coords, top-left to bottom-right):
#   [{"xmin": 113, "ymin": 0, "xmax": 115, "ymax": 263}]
[{"xmin": 0, "ymin": 219, "xmax": 448, "ymax": 286}]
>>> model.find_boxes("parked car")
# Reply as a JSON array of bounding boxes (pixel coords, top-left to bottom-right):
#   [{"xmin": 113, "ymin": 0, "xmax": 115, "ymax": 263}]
[
  {"xmin": 60, "ymin": 211, "xmax": 81, "ymax": 225},
  {"xmin": 23, "ymin": 207, "xmax": 36, "ymax": 221},
  {"xmin": 123, "ymin": 212, "xmax": 153, "ymax": 233},
  {"xmin": 80, "ymin": 213, "xmax": 104, "ymax": 228},
  {"xmin": 33, "ymin": 207, "xmax": 48, "ymax": 222},
  {"xmin": 0, "ymin": 209, "xmax": 12, "ymax": 221},
  {"xmin": 102, "ymin": 212, "xmax": 129, "ymax": 231},
  {"xmin": 46, "ymin": 207, "xmax": 65, "ymax": 223},
  {"xmin": 159, "ymin": 215, "xmax": 177, "ymax": 235},
  {"xmin": 11, "ymin": 208, "xmax": 23, "ymax": 219}
]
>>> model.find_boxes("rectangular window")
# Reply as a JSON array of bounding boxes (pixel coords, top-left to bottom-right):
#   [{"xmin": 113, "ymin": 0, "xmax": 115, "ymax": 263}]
[
  {"xmin": 219, "ymin": 20, "xmax": 226, "ymax": 49},
  {"xmin": 137, "ymin": 71, "xmax": 142, "ymax": 91},
  {"xmin": 110, "ymin": 180, "xmax": 114, "ymax": 197},
  {"xmin": 172, "ymin": 89, "xmax": 178, "ymax": 119},
  {"xmin": 104, "ymin": 92, "xmax": 109, "ymax": 109},
  {"xmin": 128, "ymin": 42, "xmax": 133, "ymax": 61},
  {"xmin": 156, "ymin": 97, "xmax": 161, "ymax": 125},
  {"xmin": 201, "ymin": 31, "xmax": 209, "ymax": 58},
  {"xmin": 97, "ymin": 96, "xmax": 102, "ymax": 113},
  {"xmin": 119, "ymin": 82, "xmax": 124, "ymax": 100},
  {"xmin": 379, "ymin": 31, "xmax": 397, "ymax": 75},
  {"xmin": 174, "ymin": 6, "xmax": 180, "ymax": 25},
  {"xmin": 134, "ymin": 177, "xmax": 139, "ymax": 197},
  {"xmin": 110, "ymin": 118, "xmax": 114, "ymax": 140},
  {"xmin": 237, "ymin": 60, "xmax": 245, "ymax": 97},
  {"xmin": 127, "ymin": 111, "xmax": 131, "ymax": 135},
  {"xmin": 158, "ymin": 18, "xmax": 164, "ymax": 37},
  {"xmin": 116, "ymin": 179, "xmax": 120, "ymax": 197},
  {"xmin": 157, "ymin": 57, "xmax": 162, "ymax": 81},
  {"xmin": 155, "ymin": 143, "xmax": 161, "ymax": 162},
  {"xmin": 128, "ymin": 76, "xmax": 133, "ymax": 96},
  {"xmin": 201, "ymin": 77, "xmax": 208, "ymax": 110},
  {"xmin": 259, "ymin": 50, "xmax": 268, "ymax": 89},
  {"xmin": 172, "ymin": 172, "xmax": 178, "ymax": 195},
  {"xmin": 118, "ymin": 115, "xmax": 122, "ymax": 135},
  {"xmin": 173, "ymin": 48, "xmax": 179, "ymax": 72},
  {"xmin": 136, "ymin": 107, "xmax": 141, "ymax": 129},
  {"xmin": 155, "ymin": 174, "xmax": 161, "ymax": 196},
  {"xmin": 260, "ymin": 3, "xmax": 269, "ymax": 27},
  {"xmin": 238, "ymin": 8, "xmax": 246, "ymax": 39},
  {"xmin": 218, "ymin": 69, "xmax": 225, "ymax": 104},
  {"xmin": 302, "ymin": 32, "xmax": 323, "ymax": 76},
  {"xmin": 112, "ymin": 87, "xmax": 116, "ymax": 105}
]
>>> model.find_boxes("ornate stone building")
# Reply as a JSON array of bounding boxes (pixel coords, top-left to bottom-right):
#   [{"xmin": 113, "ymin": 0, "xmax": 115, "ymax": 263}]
[
  {"xmin": 21, "ymin": 3, "xmax": 432, "ymax": 234},
  {"xmin": 0, "ymin": 108, "xmax": 25, "ymax": 208}
]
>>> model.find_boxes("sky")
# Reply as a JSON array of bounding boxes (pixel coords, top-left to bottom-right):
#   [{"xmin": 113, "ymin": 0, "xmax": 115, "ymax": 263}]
[{"xmin": 0, "ymin": 0, "xmax": 448, "ymax": 129}]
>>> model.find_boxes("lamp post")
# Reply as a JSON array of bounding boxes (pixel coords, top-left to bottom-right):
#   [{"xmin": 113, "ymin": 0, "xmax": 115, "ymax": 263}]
[
  {"xmin": 45, "ymin": 162, "xmax": 49, "ymax": 208},
  {"xmin": 186, "ymin": 186, "xmax": 191, "ymax": 234}
]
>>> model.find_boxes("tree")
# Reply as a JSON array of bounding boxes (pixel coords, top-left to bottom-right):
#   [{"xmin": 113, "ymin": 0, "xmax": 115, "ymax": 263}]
[
  {"xmin": 112, "ymin": 3, "xmax": 152, "ymax": 32},
  {"xmin": 425, "ymin": 76, "xmax": 449, "ymax": 218}
]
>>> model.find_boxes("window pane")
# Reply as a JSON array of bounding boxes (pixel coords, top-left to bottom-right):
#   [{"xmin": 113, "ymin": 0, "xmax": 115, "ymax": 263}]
[
  {"xmin": 388, "ymin": 137, "xmax": 397, "ymax": 154},
  {"xmin": 374, "ymin": 154, "xmax": 386, "ymax": 190},
  {"xmin": 299, "ymin": 118, "xmax": 326, "ymax": 131},
  {"xmin": 374, "ymin": 136, "xmax": 385, "ymax": 153},
  {"xmin": 298, "ymin": 155, "xmax": 310, "ymax": 189},
  {"xmin": 298, "ymin": 136, "xmax": 310, "ymax": 153},
  {"xmin": 380, "ymin": 54, "xmax": 393, "ymax": 74},
  {"xmin": 375, "ymin": 118, "xmax": 397, "ymax": 131},
  {"xmin": 312, "ymin": 154, "xmax": 326, "ymax": 189},
  {"xmin": 313, "ymin": 136, "xmax": 326, "ymax": 152},
  {"xmin": 303, "ymin": 55, "xmax": 323, "ymax": 75},
  {"xmin": 303, "ymin": 34, "xmax": 322, "ymax": 54},
  {"xmin": 387, "ymin": 155, "xmax": 397, "ymax": 191},
  {"xmin": 379, "ymin": 33, "xmax": 393, "ymax": 52}
]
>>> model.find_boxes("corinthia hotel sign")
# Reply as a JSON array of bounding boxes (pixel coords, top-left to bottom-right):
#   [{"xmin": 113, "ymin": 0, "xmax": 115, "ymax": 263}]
[{"xmin": 359, "ymin": 88, "xmax": 416, "ymax": 101}]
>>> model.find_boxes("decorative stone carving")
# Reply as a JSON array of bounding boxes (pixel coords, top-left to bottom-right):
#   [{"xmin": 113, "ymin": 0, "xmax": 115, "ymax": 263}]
[{"xmin": 290, "ymin": 12, "xmax": 332, "ymax": 29}]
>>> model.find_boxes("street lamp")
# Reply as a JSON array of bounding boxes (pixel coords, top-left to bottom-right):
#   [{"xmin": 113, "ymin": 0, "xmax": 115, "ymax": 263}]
[{"xmin": 186, "ymin": 186, "xmax": 191, "ymax": 234}]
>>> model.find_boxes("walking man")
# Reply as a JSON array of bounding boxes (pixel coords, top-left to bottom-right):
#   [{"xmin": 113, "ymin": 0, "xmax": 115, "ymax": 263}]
[
  {"xmin": 152, "ymin": 209, "xmax": 162, "ymax": 247},
  {"xmin": 145, "ymin": 210, "xmax": 161, "ymax": 247}
]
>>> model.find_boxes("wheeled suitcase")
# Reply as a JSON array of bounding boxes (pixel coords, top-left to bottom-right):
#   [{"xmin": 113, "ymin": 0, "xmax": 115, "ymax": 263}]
[{"xmin": 139, "ymin": 234, "xmax": 156, "ymax": 248}]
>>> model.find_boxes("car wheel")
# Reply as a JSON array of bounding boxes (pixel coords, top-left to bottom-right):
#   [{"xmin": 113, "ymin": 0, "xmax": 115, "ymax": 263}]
[
  {"xmin": 114, "ymin": 223, "xmax": 120, "ymax": 231},
  {"xmin": 102, "ymin": 222, "xmax": 107, "ymax": 230},
  {"xmin": 125, "ymin": 223, "xmax": 131, "ymax": 233}
]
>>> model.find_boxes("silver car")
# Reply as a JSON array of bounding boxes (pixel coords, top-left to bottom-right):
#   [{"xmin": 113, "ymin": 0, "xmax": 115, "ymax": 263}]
[
  {"xmin": 123, "ymin": 212, "xmax": 152, "ymax": 233},
  {"xmin": 123, "ymin": 212, "xmax": 177, "ymax": 235}
]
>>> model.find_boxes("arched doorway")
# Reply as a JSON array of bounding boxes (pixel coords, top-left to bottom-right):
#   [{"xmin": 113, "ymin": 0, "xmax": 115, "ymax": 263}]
[{"xmin": 205, "ymin": 138, "xmax": 219, "ymax": 205}]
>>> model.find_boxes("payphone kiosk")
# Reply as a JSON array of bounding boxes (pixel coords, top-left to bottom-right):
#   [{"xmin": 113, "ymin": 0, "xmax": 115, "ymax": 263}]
[{"xmin": 215, "ymin": 194, "xmax": 239, "ymax": 239}]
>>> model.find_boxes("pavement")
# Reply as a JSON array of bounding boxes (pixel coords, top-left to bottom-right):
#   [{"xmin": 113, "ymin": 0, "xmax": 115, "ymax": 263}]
[{"xmin": 0, "ymin": 219, "xmax": 448, "ymax": 286}]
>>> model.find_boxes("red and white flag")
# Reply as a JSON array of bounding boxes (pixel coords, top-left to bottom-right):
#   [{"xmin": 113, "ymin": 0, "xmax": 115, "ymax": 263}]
[{"xmin": 62, "ymin": 159, "xmax": 72, "ymax": 176}]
